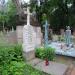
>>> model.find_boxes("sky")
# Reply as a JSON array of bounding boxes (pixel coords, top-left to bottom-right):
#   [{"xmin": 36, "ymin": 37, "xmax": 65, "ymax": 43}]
[
  {"xmin": 1, "ymin": 0, "xmax": 30, "ymax": 3},
  {"xmin": 24, "ymin": 0, "xmax": 30, "ymax": 3}
]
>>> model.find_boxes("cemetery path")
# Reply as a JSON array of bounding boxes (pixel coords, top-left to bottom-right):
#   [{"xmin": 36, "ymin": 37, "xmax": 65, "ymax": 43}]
[
  {"xmin": 55, "ymin": 55, "xmax": 75, "ymax": 66},
  {"xmin": 27, "ymin": 58, "xmax": 68, "ymax": 75},
  {"xmin": 27, "ymin": 58, "xmax": 75, "ymax": 75},
  {"xmin": 55, "ymin": 55, "xmax": 75, "ymax": 75}
]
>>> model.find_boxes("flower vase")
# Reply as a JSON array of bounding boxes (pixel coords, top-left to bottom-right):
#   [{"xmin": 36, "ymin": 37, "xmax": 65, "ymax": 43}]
[{"xmin": 45, "ymin": 59, "xmax": 49, "ymax": 66}]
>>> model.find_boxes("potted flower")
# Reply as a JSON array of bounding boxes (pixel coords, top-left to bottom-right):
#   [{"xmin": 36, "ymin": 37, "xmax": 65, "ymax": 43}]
[{"xmin": 45, "ymin": 58, "xmax": 49, "ymax": 66}]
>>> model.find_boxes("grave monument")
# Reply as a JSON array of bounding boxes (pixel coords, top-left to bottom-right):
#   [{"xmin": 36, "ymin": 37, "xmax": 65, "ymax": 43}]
[
  {"xmin": 22, "ymin": 1, "xmax": 42, "ymax": 61},
  {"xmin": 49, "ymin": 26, "xmax": 75, "ymax": 57},
  {"xmin": 23, "ymin": 5, "xmax": 36, "ymax": 61},
  {"xmin": 65, "ymin": 26, "xmax": 71, "ymax": 46}
]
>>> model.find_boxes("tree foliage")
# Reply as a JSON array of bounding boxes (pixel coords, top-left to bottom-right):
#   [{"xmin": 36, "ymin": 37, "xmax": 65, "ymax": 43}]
[
  {"xmin": 6, "ymin": 0, "xmax": 17, "ymax": 29},
  {"xmin": 0, "ymin": 0, "xmax": 17, "ymax": 30},
  {"xmin": 30, "ymin": 0, "xmax": 75, "ymax": 33}
]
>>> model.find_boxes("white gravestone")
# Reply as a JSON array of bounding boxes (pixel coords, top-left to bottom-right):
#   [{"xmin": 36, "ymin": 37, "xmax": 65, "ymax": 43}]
[
  {"xmin": 23, "ymin": 25, "xmax": 35, "ymax": 52},
  {"xmin": 23, "ymin": 6, "xmax": 36, "ymax": 61}
]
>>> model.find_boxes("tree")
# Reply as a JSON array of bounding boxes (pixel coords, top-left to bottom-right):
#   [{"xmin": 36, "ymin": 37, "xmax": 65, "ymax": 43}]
[
  {"xmin": 0, "ymin": 0, "xmax": 8, "ymax": 31},
  {"xmin": 30, "ymin": 0, "xmax": 74, "ymax": 34},
  {"xmin": 0, "ymin": 0, "xmax": 17, "ymax": 31},
  {"xmin": 7, "ymin": 0, "xmax": 17, "ymax": 29}
]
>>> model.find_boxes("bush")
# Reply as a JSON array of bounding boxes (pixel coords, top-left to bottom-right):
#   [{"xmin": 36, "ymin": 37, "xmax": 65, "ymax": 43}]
[
  {"xmin": 0, "ymin": 44, "xmax": 23, "ymax": 65},
  {"xmin": 0, "ymin": 45, "xmax": 50, "ymax": 75},
  {"xmin": 0, "ymin": 61, "xmax": 26, "ymax": 75},
  {"xmin": 35, "ymin": 47, "xmax": 55, "ymax": 61},
  {"xmin": 0, "ymin": 44, "xmax": 25, "ymax": 75}
]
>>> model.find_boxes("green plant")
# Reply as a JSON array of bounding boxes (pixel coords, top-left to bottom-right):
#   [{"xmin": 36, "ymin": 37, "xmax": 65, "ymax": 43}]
[
  {"xmin": 0, "ymin": 44, "xmax": 25, "ymax": 75},
  {"xmin": 0, "ymin": 44, "xmax": 50, "ymax": 75},
  {"xmin": 0, "ymin": 61, "xmax": 26, "ymax": 75},
  {"xmin": 35, "ymin": 47, "xmax": 55, "ymax": 61},
  {"xmin": 45, "ymin": 47, "xmax": 55, "ymax": 60},
  {"xmin": 35, "ymin": 47, "xmax": 45, "ymax": 59}
]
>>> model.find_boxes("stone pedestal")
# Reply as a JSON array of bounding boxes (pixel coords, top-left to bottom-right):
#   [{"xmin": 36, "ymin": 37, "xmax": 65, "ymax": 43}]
[
  {"xmin": 23, "ymin": 24, "xmax": 42, "ymax": 61},
  {"xmin": 23, "ymin": 25, "xmax": 36, "ymax": 61},
  {"xmin": 23, "ymin": 50, "xmax": 35, "ymax": 61}
]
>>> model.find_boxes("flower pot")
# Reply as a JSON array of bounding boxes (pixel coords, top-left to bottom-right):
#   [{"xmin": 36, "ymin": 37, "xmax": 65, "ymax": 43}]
[{"xmin": 45, "ymin": 59, "xmax": 49, "ymax": 66}]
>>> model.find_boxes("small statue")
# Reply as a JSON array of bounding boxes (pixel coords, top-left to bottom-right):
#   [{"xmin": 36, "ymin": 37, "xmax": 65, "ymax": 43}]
[{"xmin": 65, "ymin": 26, "xmax": 71, "ymax": 47}]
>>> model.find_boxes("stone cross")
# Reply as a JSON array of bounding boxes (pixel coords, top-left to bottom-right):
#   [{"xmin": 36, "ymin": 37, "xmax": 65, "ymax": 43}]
[
  {"xmin": 65, "ymin": 26, "xmax": 71, "ymax": 46},
  {"xmin": 27, "ymin": 6, "xmax": 30, "ymax": 26},
  {"xmin": 23, "ymin": 5, "xmax": 35, "ymax": 61}
]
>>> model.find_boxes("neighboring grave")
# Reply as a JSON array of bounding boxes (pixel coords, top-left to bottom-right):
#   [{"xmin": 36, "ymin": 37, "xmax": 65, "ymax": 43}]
[
  {"xmin": 65, "ymin": 26, "xmax": 71, "ymax": 46},
  {"xmin": 33, "ymin": 26, "xmax": 42, "ymax": 47},
  {"xmin": 73, "ymin": 31, "xmax": 75, "ymax": 36},
  {"xmin": 6, "ymin": 31, "xmax": 17, "ymax": 44},
  {"xmin": 60, "ymin": 29, "xmax": 65, "ymax": 36},
  {"xmin": 72, "ymin": 31, "xmax": 75, "ymax": 44},
  {"xmin": 60, "ymin": 29, "xmax": 65, "ymax": 41},
  {"xmin": 49, "ymin": 29, "xmax": 53, "ymax": 40}
]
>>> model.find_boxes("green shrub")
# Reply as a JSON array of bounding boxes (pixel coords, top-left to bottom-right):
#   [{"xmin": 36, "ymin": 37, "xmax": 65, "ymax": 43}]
[
  {"xmin": 0, "ymin": 61, "xmax": 26, "ymax": 75},
  {"xmin": 0, "ymin": 45, "xmax": 50, "ymax": 75},
  {"xmin": 35, "ymin": 47, "xmax": 55, "ymax": 61},
  {"xmin": 0, "ymin": 44, "xmax": 23, "ymax": 65},
  {"xmin": 35, "ymin": 47, "xmax": 45, "ymax": 59},
  {"xmin": 0, "ymin": 44, "xmax": 24, "ymax": 75}
]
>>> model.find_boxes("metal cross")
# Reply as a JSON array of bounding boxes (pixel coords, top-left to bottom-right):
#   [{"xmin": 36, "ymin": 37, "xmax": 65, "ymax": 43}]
[{"xmin": 43, "ymin": 20, "xmax": 49, "ymax": 47}]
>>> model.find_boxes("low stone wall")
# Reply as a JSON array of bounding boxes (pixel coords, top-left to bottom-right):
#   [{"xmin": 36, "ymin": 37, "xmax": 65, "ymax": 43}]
[
  {"xmin": 16, "ymin": 26, "xmax": 23, "ymax": 44},
  {"xmin": 0, "ymin": 26, "xmax": 43, "ymax": 45},
  {"xmin": 6, "ymin": 31, "xmax": 17, "ymax": 44}
]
